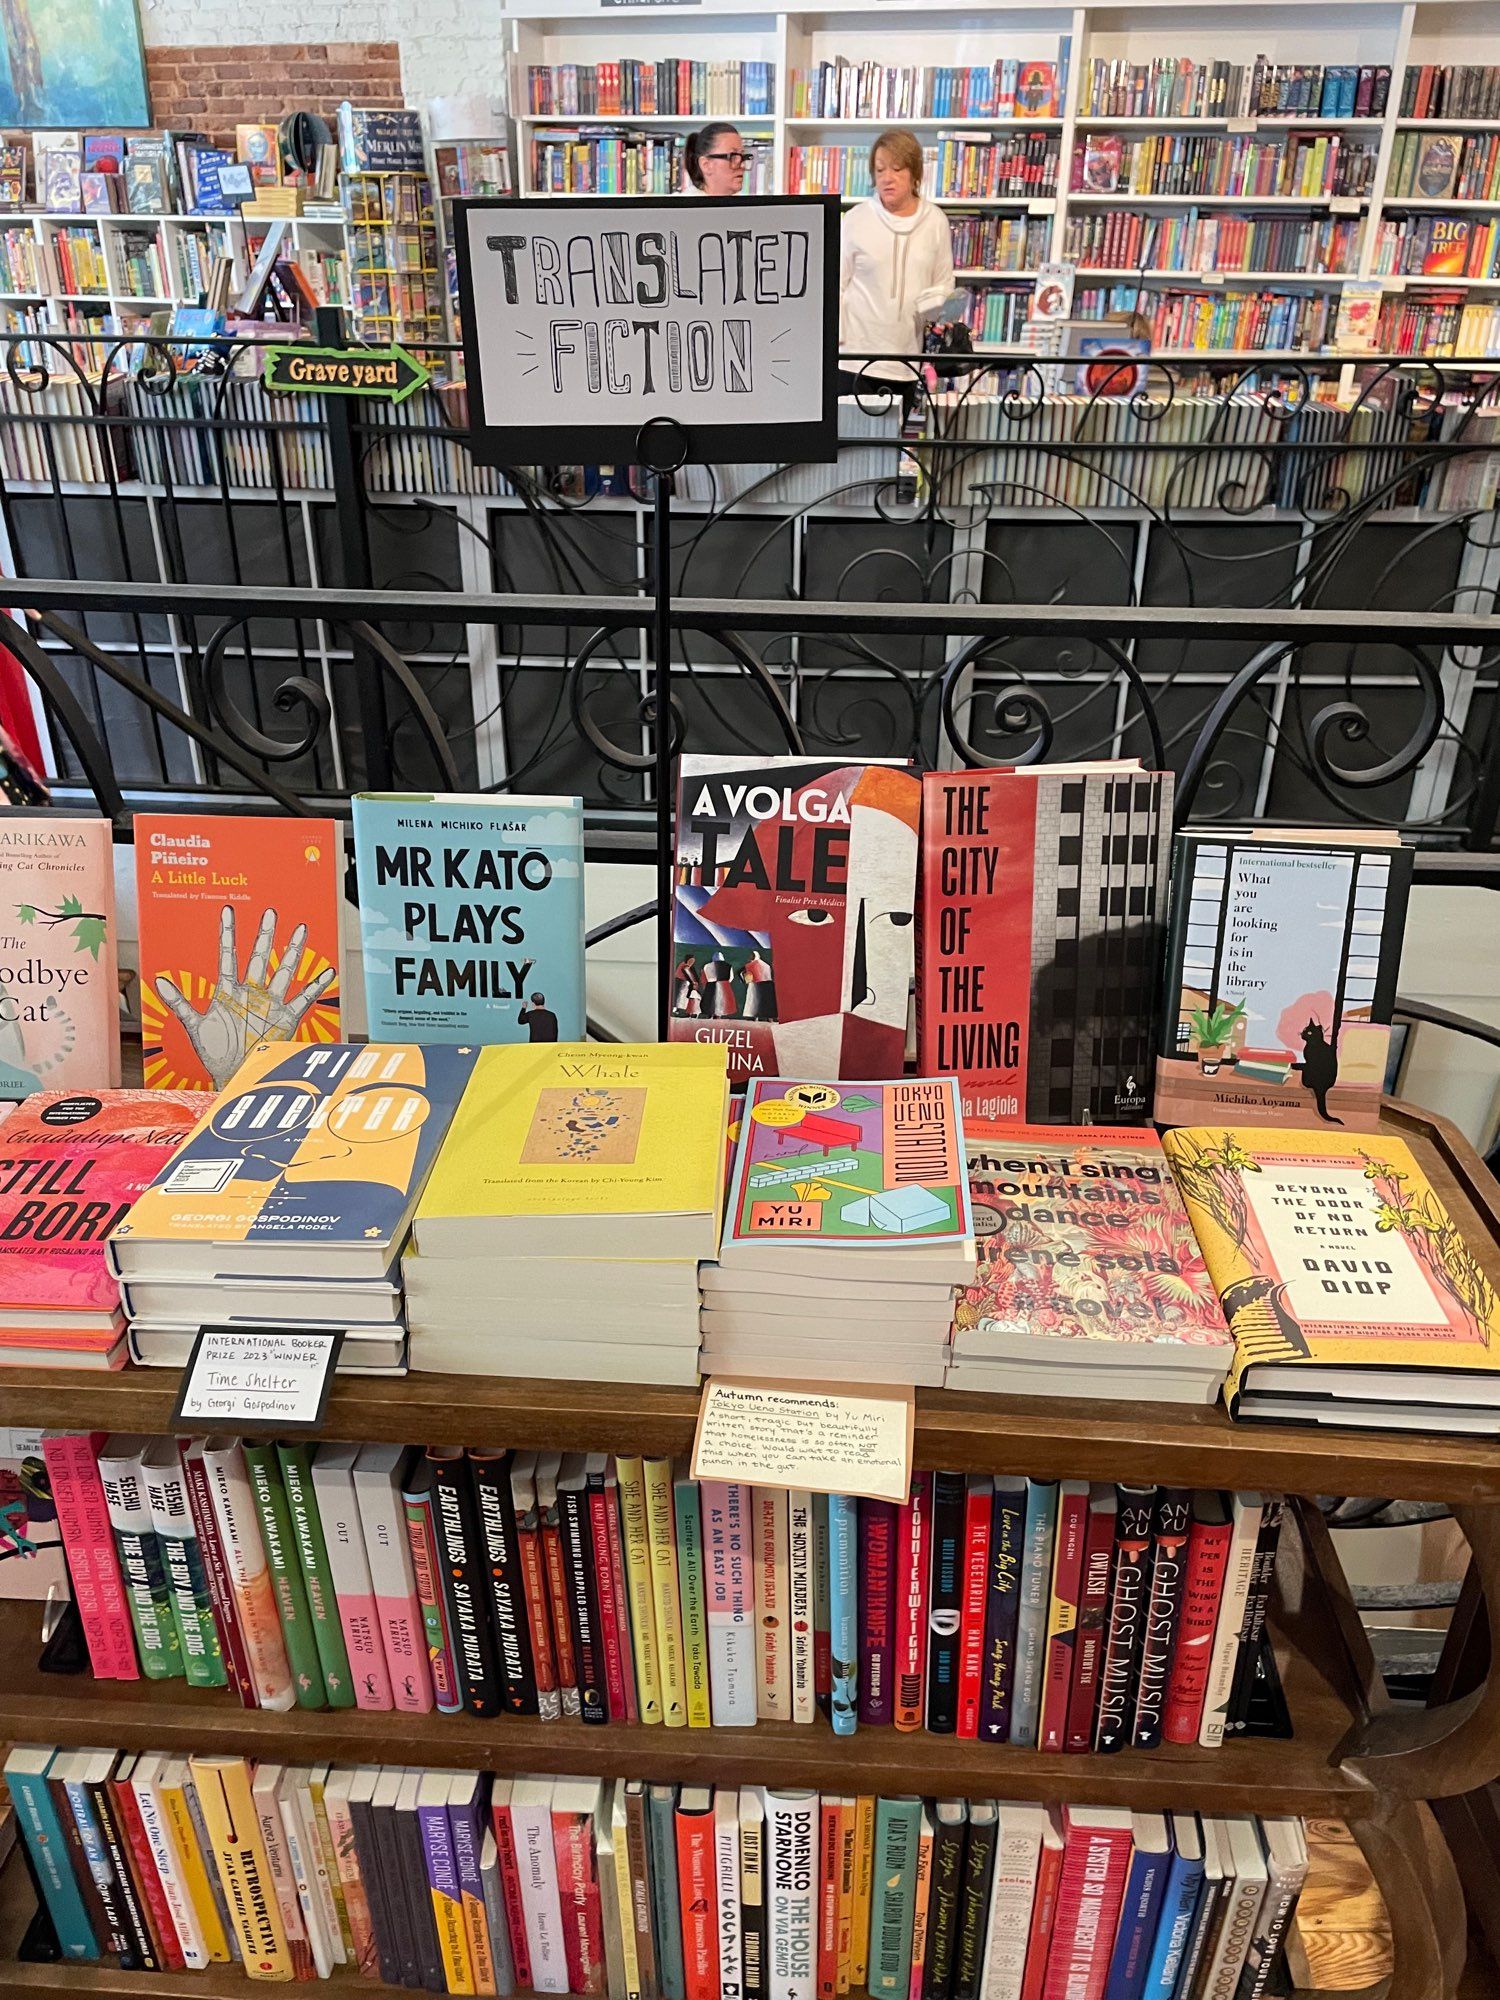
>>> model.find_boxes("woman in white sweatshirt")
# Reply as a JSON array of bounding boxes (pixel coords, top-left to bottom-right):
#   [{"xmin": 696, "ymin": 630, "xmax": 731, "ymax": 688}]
[{"xmin": 838, "ymin": 127, "xmax": 956, "ymax": 404}]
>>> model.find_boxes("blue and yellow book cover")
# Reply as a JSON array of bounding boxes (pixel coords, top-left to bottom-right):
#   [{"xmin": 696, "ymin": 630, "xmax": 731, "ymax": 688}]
[
  {"xmin": 352, "ymin": 793, "xmax": 585, "ymax": 1044},
  {"xmin": 111, "ymin": 1040, "xmax": 476, "ymax": 1255}
]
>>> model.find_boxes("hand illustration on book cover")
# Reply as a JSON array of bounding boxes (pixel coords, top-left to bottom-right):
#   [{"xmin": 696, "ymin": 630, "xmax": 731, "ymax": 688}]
[{"xmin": 153, "ymin": 905, "xmax": 337, "ymax": 1091}]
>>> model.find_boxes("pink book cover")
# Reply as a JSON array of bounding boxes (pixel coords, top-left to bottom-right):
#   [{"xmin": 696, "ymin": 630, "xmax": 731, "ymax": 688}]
[
  {"xmin": 0, "ymin": 816, "xmax": 120, "ymax": 1099},
  {"xmin": 1041, "ymin": 1811, "xmax": 1135, "ymax": 2000},
  {"xmin": 588, "ymin": 1481, "xmax": 630, "ymax": 1723},
  {"xmin": 0, "ymin": 1090, "xmax": 205, "ymax": 1325},
  {"xmin": 42, "ymin": 1430, "xmax": 140, "ymax": 1679},
  {"xmin": 353, "ymin": 1445, "xmax": 433, "ymax": 1715},
  {"xmin": 551, "ymin": 1794, "xmax": 605, "ymax": 1998},
  {"xmin": 314, "ymin": 1449, "xmax": 394, "ymax": 1712},
  {"xmin": 603, "ymin": 1466, "xmax": 639, "ymax": 1724}
]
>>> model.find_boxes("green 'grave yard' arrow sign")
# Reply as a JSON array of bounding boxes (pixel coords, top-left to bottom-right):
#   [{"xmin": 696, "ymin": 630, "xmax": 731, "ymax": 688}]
[{"xmin": 262, "ymin": 343, "xmax": 431, "ymax": 405}]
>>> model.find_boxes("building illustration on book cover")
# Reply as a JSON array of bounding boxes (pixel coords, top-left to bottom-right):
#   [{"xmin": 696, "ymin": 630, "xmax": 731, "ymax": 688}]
[
  {"xmin": 1155, "ymin": 837, "xmax": 1412, "ymax": 1130},
  {"xmin": 726, "ymin": 1078, "xmax": 971, "ymax": 1245},
  {"xmin": 114, "ymin": 1041, "xmax": 476, "ymax": 1250},
  {"xmin": 135, "ymin": 815, "xmax": 341, "ymax": 1093},
  {"xmin": 956, "ymin": 1124, "xmax": 1230, "ymax": 1350},
  {"xmin": 1164, "ymin": 1125, "xmax": 1500, "ymax": 1405},
  {"xmin": 671, "ymin": 757, "xmax": 920, "ymax": 1084}
]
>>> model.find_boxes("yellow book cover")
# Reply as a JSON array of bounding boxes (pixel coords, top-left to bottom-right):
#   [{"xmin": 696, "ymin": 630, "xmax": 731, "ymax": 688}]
[
  {"xmin": 188, "ymin": 1755, "xmax": 295, "ymax": 1981},
  {"xmin": 611, "ymin": 1788, "xmax": 642, "ymax": 2000},
  {"xmin": 908, "ymin": 1808, "xmax": 934, "ymax": 1999},
  {"xmin": 1164, "ymin": 1125, "xmax": 1500, "ymax": 1414},
  {"xmin": 835, "ymin": 1797, "xmax": 856, "ymax": 1995},
  {"xmin": 413, "ymin": 1042, "xmax": 729, "ymax": 1230},
  {"xmin": 307, "ymin": 1771, "xmax": 354, "ymax": 1963},
  {"xmin": 616, "ymin": 1456, "xmax": 664, "ymax": 1725},
  {"xmin": 160, "ymin": 1768, "xmax": 232, "ymax": 1964},
  {"xmin": 644, "ymin": 1455, "xmax": 688, "ymax": 1729},
  {"xmin": 849, "ymin": 1795, "xmax": 875, "ymax": 1986},
  {"xmin": 419, "ymin": 1774, "xmax": 475, "ymax": 1995}
]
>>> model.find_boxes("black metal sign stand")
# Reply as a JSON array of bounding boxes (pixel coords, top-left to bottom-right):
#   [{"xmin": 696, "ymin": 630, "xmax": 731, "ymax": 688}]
[{"xmin": 637, "ymin": 416, "xmax": 691, "ymax": 1041}]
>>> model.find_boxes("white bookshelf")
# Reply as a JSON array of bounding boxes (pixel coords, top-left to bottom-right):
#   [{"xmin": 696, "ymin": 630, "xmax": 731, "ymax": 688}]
[{"xmin": 497, "ymin": 0, "xmax": 1500, "ymax": 356}]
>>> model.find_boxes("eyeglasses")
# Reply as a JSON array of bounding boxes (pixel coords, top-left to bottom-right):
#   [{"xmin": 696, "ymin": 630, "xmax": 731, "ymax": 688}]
[{"xmin": 704, "ymin": 151, "xmax": 753, "ymax": 167}]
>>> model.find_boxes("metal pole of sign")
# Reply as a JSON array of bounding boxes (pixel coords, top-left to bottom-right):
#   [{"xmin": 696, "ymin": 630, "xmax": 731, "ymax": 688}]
[{"xmin": 637, "ymin": 416, "xmax": 691, "ymax": 1043}]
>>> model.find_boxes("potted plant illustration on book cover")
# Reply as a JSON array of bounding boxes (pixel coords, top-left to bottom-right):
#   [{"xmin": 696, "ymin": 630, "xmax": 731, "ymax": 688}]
[
  {"xmin": 670, "ymin": 757, "xmax": 920, "ymax": 1086},
  {"xmin": 135, "ymin": 814, "xmax": 341, "ymax": 1092}
]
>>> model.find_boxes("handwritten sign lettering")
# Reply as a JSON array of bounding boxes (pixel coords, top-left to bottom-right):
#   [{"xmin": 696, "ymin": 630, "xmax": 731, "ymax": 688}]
[
  {"xmin": 454, "ymin": 195, "xmax": 839, "ymax": 465},
  {"xmin": 171, "ymin": 1329, "xmax": 343, "ymax": 1432},
  {"xmin": 691, "ymin": 1377, "xmax": 914, "ymax": 1504}
]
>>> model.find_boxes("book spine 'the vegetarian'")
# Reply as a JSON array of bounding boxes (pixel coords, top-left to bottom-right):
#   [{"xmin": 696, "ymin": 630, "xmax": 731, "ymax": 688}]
[{"xmin": 955, "ymin": 1478, "xmax": 991, "ymax": 1739}]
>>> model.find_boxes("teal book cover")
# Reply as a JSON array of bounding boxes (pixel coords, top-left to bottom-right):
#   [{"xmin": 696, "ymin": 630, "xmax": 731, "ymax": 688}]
[
  {"xmin": 867, "ymin": 1795, "xmax": 923, "ymax": 1995},
  {"xmin": 1010, "ymin": 1479, "xmax": 1059, "ymax": 1749},
  {"xmin": 647, "ymin": 1784, "xmax": 686, "ymax": 2000},
  {"xmin": 353, "ymin": 793, "xmax": 585, "ymax": 1044},
  {"xmin": 4, "ymin": 1752, "xmax": 101, "ymax": 1960}
]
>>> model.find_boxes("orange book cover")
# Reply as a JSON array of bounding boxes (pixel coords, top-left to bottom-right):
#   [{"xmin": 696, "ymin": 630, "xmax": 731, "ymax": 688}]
[{"xmin": 135, "ymin": 815, "xmax": 341, "ymax": 1091}]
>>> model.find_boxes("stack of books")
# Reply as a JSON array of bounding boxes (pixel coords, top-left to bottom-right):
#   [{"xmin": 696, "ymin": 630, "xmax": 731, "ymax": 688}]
[
  {"xmin": 108, "ymin": 1040, "xmax": 476, "ymax": 1377},
  {"xmin": 5, "ymin": 1746, "xmax": 1312, "ymax": 1998},
  {"xmin": 406, "ymin": 1043, "xmax": 729, "ymax": 1385},
  {"xmin": 703, "ymin": 1078, "xmax": 975, "ymax": 1388},
  {"xmin": 950, "ymin": 1122, "xmax": 1234, "ymax": 1404},
  {"xmin": 0, "ymin": 1090, "xmax": 205, "ymax": 1370}
]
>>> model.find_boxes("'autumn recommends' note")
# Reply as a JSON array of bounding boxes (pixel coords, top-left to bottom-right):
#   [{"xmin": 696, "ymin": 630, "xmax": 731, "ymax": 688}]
[{"xmin": 691, "ymin": 1378, "xmax": 913, "ymax": 1503}]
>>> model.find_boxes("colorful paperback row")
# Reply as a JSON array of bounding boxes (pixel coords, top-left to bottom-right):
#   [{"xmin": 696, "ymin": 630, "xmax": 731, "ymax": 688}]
[
  {"xmin": 788, "ymin": 57, "xmax": 1064, "ymax": 123},
  {"xmin": 527, "ymin": 60, "xmax": 776, "ymax": 119},
  {"xmin": 1072, "ymin": 131, "xmax": 1380, "ymax": 200},
  {"xmin": 786, "ymin": 138, "xmax": 1060, "ymax": 201},
  {"xmin": 44, "ymin": 1426, "xmax": 1290, "ymax": 1755},
  {"xmin": 5, "ymin": 1746, "xmax": 1311, "ymax": 2000},
  {"xmin": 1079, "ymin": 55, "xmax": 1391, "ymax": 123},
  {"xmin": 1061, "ymin": 211, "xmax": 1361, "ymax": 277}
]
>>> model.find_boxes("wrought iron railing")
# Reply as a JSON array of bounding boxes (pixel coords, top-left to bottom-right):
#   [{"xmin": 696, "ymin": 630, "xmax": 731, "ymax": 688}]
[{"xmin": 2, "ymin": 331, "xmax": 1500, "ymax": 849}]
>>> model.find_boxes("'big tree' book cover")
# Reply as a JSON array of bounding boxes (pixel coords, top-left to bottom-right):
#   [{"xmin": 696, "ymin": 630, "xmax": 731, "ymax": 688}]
[
  {"xmin": 918, "ymin": 765, "xmax": 1173, "ymax": 1127},
  {"xmin": 135, "ymin": 814, "xmax": 341, "ymax": 1093},
  {"xmin": 1165, "ymin": 1124, "xmax": 1500, "ymax": 1430},
  {"xmin": 670, "ymin": 756, "xmax": 920, "ymax": 1085},
  {"xmin": 1154, "ymin": 829, "xmax": 1412, "ymax": 1131},
  {"xmin": 352, "ymin": 794, "xmax": 585, "ymax": 1046},
  {"xmin": 950, "ymin": 1123, "xmax": 1231, "ymax": 1402},
  {"xmin": 0, "ymin": 815, "xmax": 119, "ymax": 1097}
]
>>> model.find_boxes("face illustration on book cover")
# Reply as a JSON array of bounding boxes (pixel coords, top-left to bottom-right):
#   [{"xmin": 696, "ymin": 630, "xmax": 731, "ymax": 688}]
[
  {"xmin": 956, "ymin": 1126, "xmax": 1228, "ymax": 1349},
  {"xmin": 672, "ymin": 761, "xmax": 920, "ymax": 1084},
  {"xmin": 117, "ymin": 1042, "xmax": 473, "ymax": 1245}
]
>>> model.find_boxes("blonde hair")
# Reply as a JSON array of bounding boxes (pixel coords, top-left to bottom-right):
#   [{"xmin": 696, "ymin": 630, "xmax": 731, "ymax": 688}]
[{"xmin": 869, "ymin": 127, "xmax": 924, "ymax": 188}]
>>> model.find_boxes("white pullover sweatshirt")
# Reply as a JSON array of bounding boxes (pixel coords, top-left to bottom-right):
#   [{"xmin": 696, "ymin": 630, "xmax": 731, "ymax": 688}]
[{"xmin": 839, "ymin": 195, "xmax": 956, "ymax": 381}]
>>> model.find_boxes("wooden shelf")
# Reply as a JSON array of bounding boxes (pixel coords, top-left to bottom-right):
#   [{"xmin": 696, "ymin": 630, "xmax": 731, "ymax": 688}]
[{"xmin": 0, "ymin": 1586, "xmax": 1366, "ymax": 1818}]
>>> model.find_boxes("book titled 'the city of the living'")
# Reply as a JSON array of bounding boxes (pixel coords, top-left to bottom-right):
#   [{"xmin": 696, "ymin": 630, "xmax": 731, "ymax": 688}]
[{"xmin": 353, "ymin": 793, "xmax": 585, "ymax": 1045}]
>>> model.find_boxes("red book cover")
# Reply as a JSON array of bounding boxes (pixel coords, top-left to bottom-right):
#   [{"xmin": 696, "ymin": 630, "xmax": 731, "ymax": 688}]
[
  {"xmin": 675, "ymin": 1792, "xmax": 719, "ymax": 2000},
  {"xmin": 539, "ymin": 1475, "xmax": 580, "ymax": 1715},
  {"xmin": 134, "ymin": 813, "xmax": 340, "ymax": 1093},
  {"xmin": 1038, "ymin": 1481, "xmax": 1090, "ymax": 1753},
  {"xmin": 817, "ymin": 1797, "xmax": 841, "ymax": 1999},
  {"xmin": 893, "ymin": 1470, "xmax": 930, "ymax": 1732},
  {"xmin": 181, "ymin": 1438, "xmax": 257, "ymax": 1708},
  {"xmin": 918, "ymin": 768, "xmax": 1171, "ymax": 1127},
  {"xmin": 1161, "ymin": 1494, "xmax": 1234, "ymax": 1744},
  {"xmin": 42, "ymin": 1431, "xmax": 139, "ymax": 1680},
  {"xmin": 111, "ymin": 1771, "xmax": 182, "ymax": 1970},
  {"xmin": 1040, "ymin": 1810, "xmax": 1134, "ymax": 2000},
  {"xmin": 1064, "ymin": 1489, "xmax": 1116, "ymax": 1754},
  {"xmin": 955, "ymin": 1475, "xmax": 992, "ymax": 1739},
  {"xmin": 552, "ymin": 1788, "xmax": 605, "ymax": 1997},
  {"xmin": 492, "ymin": 1788, "xmax": 534, "ymax": 1990},
  {"xmin": 0, "ymin": 1090, "xmax": 204, "ymax": 1342},
  {"xmin": 587, "ymin": 1481, "xmax": 630, "ymax": 1724},
  {"xmin": 513, "ymin": 1458, "xmax": 560, "ymax": 1722},
  {"xmin": 857, "ymin": 1497, "xmax": 896, "ymax": 1728},
  {"xmin": 1019, "ymin": 1810, "xmax": 1066, "ymax": 2000},
  {"xmin": 603, "ymin": 1468, "xmax": 639, "ymax": 1723},
  {"xmin": 1131, "ymin": 1489, "xmax": 1194, "ymax": 1750}
]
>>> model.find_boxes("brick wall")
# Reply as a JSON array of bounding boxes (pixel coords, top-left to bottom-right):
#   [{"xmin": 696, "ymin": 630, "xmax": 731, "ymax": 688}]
[{"xmin": 145, "ymin": 41, "xmax": 403, "ymax": 145}]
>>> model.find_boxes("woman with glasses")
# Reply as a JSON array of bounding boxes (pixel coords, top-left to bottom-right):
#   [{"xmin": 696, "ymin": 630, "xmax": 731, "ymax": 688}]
[
  {"xmin": 684, "ymin": 122, "xmax": 752, "ymax": 195},
  {"xmin": 839, "ymin": 126, "xmax": 955, "ymax": 405}
]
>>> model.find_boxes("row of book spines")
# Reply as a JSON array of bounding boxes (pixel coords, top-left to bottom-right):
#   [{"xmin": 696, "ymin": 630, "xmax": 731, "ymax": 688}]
[
  {"xmin": 526, "ymin": 60, "xmax": 776, "ymax": 118},
  {"xmin": 1389, "ymin": 129, "xmax": 1500, "ymax": 201},
  {"xmin": 1373, "ymin": 216, "xmax": 1500, "ymax": 281},
  {"xmin": 786, "ymin": 139, "xmax": 1060, "ymax": 200},
  {"xmin": 1071, "ymin": 285, "xmax": 1336, "ymax": 352},
  {"xmin": 5, "ymin": 1753, "xmax": 1308, "ymax": 2000},
  {"xmin": 50, "ymin": 1440, "xmax": 1296, "ymax": 1752},
  {"xmin": 788, "ymin": 58, "xmax": 1062, "ymax": 123},
  {"xmin": 1073, "ymin": 133, "xmax": 1379, "ymax": 198},
  {"xmin": 1062, "ymin": 211, "xmax": 1361, "ymax": 270},
  {"xmin": 1401, "ymin": 64, "xmax": 1500, "ymax": 121},
  {"xmin": 1081, "ymin": 57, "xmax": 1390, "ymax": 122}
]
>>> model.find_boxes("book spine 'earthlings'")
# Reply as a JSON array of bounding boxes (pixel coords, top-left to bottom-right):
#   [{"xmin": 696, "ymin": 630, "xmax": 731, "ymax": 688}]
[{"xmin": 469, "ymin": 1448, "xmax": 539, "ymax": 1717}]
